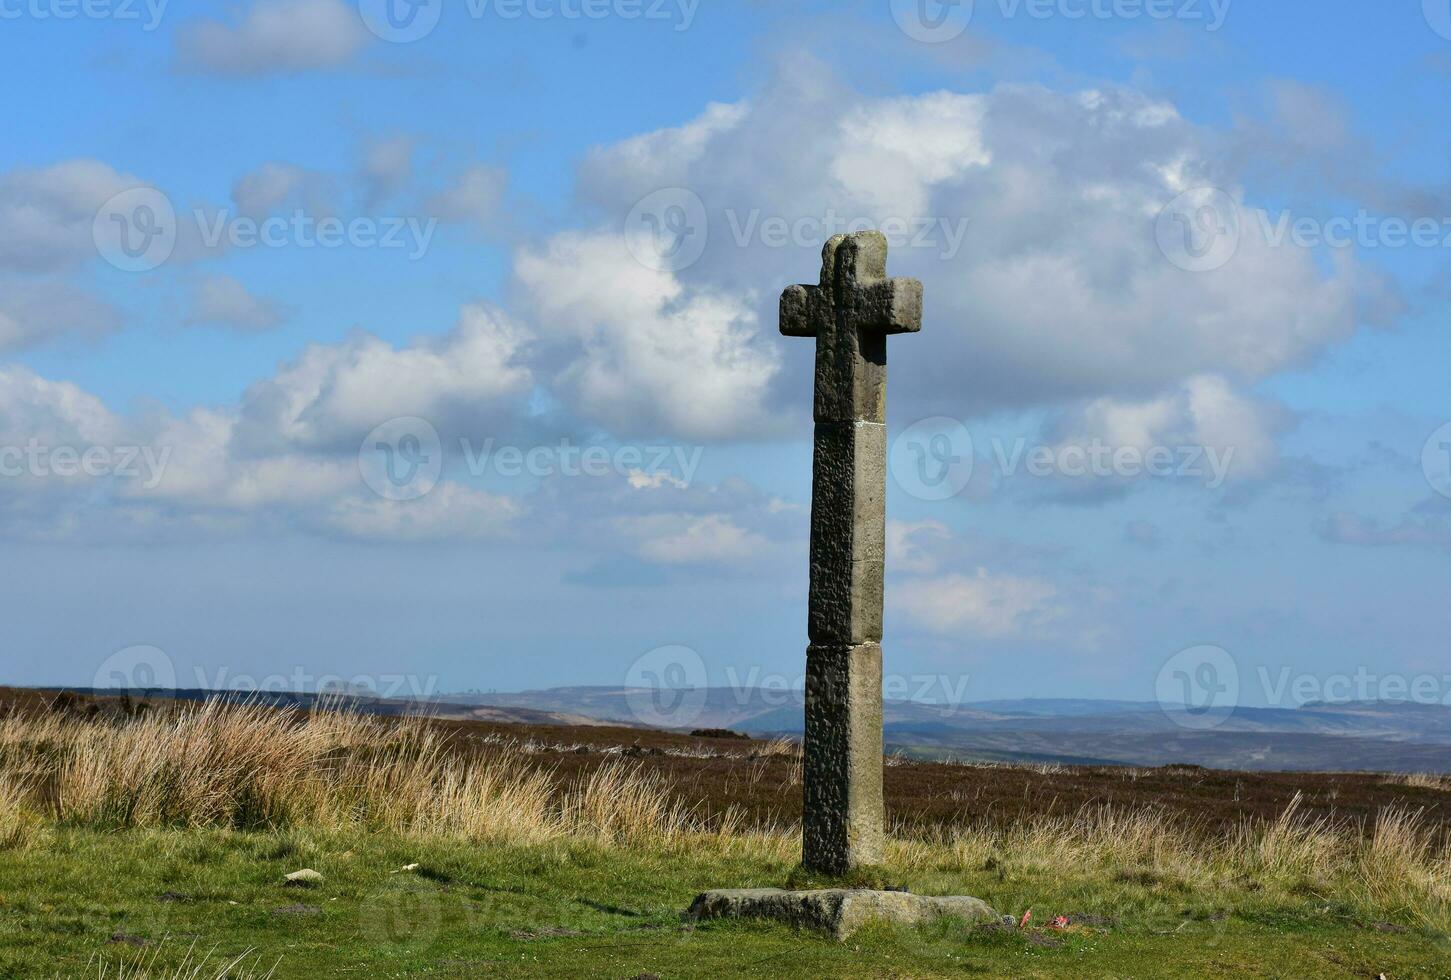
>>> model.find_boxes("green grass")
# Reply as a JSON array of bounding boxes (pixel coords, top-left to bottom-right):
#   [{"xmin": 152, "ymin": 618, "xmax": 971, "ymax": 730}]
[{"xmin": 0, "ymin": 828, "xmax": 1445, "ymax": 979}]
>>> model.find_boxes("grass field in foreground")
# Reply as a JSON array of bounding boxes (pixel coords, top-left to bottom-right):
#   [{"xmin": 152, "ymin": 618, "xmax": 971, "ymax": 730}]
[
  {"xmin": 0, "ymin": 698, "xmax": 1446, "ymax": 977},
  {"xmin": 0, "ymin": 827, "xmax": 1446, "ymax": 979}
]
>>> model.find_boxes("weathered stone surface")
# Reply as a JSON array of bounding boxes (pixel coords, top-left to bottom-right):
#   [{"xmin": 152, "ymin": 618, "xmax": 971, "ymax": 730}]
[
  {"xmin": 804, "ymin": 643, "xmax": 884, "ymax": 873},
  {"xmin": 809, "ymin": 421, "xmax": 885, "ymax": 645},
  {"xmin": 780, "ymin": 230, "xmax": 922, "ymax": 875},
  {"xmin": 282, "ymin": 869, "xmax": 324, "ymax": 888},
  {"xmin": 778, "ymin": 231, "xmax": 924, "ymax": 424},
  {"xmin": 779, "ymin": 282, "xmax": 828, "ymax": 338},
  {"xmin": 687, "ymin": 888, "xmax": 996, "ymax": 940}
]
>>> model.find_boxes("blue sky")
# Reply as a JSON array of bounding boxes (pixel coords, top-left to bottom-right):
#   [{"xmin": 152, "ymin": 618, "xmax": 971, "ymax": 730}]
[{"xmin": 3, "ymin": 0, "xmax": 1451, "ymax": 713}]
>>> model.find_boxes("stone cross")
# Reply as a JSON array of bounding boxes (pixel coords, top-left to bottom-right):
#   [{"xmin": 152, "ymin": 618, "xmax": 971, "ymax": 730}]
[{"xmin": 781, "ymin": 231, "xmax": 922, "ymax": 874}]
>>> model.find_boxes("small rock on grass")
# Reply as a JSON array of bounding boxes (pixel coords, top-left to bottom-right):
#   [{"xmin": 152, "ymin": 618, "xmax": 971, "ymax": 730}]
[{"xmin": 283, "ymin": 869, "xmax": 324, "ymax": 888}]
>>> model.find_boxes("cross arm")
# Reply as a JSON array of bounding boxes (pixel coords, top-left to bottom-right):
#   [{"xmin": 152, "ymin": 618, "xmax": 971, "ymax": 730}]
[
  {"xmin": 780, "ymin": 283, "xmax": 828, "ymax": 338},
  {"xmin": 856, "ymin": 277, "xmax": 923, "ymax": 335}
]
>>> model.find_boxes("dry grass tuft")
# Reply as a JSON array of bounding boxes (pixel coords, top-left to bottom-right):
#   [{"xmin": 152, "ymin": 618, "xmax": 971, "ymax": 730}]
[
  {"xmin": 565, "ymin": 760, "xmax": 690, "ymax": 845},
  {"xmin": 1236, "ymin": 792, "xmax": 1342, "ymax": 883},
  {"xmin": 755, "ymin": 737, "xmax": 801, "ymax": 758},
  {"xmin": 1358, "ymin": 805, "xmax": 1450, "ymax": 928},
  {"xmin": 1389, "ymin": 772, "xmax": 1451, "ymax": 792},
  {"xmin": 0, "ymin": 701, "xmax": 695, "ymax": 848},
  {"xmin": 0, "ymin": 773, "xmax": 43, "ymax": 850},
  {"xmin": 80, "ymin": 943, "xmax": 275, "ymax": 979}
]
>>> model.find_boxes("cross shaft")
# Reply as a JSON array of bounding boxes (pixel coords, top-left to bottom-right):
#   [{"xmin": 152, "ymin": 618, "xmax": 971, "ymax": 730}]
[{"xmin": 780, "ymin": 231, "xmax": 922, "ymax": 874}]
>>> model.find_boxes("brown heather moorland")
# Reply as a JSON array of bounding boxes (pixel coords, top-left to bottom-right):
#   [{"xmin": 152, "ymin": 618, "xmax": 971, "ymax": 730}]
[{"xmin": 6, "ymin": 685, "xmax": 1449, "ymax": 842}]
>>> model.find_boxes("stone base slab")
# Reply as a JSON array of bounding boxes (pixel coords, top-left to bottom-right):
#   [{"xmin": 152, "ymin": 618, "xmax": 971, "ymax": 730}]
[{"xmin": 686, "ymin": 888, "xmax": 996, "ymax": 941}]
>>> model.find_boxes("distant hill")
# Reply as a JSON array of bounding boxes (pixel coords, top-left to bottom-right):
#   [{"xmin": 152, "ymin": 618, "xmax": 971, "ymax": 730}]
[
  {"xmin": 424, "ymin": 688, "xmax": 1451, "ymax": 773},
  {"xmin": 38, "ymin": 687, "xmax": 609, "ymax": 729},
  {"xmin": 30, "ymin": 685, "xmax": 1451, "ymax": 774}
]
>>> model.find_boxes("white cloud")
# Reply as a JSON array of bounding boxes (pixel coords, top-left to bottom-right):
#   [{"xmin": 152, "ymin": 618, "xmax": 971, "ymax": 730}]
[
  {"xmin": 515, "ymin": 230, "xmax": 778, "ymax": 441},
  {"xmin": 237, "ymin": 303, "xmax": 534, "ymax": 452},
  {"xmin": 361, "ymin": 135, "xmax": 416, "ymax": 207},
  {"xmin": 577, "ymin": 101, "xmax": 748, "ymax": 205},
  {"xmin": 231, "ymin": 162, "xmax": 334, "ymax": 218},
  {"xmin": 0, "ymin": 367, "xmax": 130, "ymax": 502},
  {"xmin": 892, "ymin": 568, "xmax": 1064, "ymax": 638},
  {"xmin": 0, "ymin": 300, "xmax": 533, "ymax": 533},
  {"xmin": 533, "ymin": 467, "xmax": 797, "ymax": 573},
  {"xmin": 0, "ymin": 159, "xmax": 137, "ymax": 272},
  {"xmin": 324, "ymin": 482, "xmax": 522, "ymax": 542},
  {"xmin": 831, "ymin": 91, "xmax": 991, "ymax": 216},
  {"xmin": 0, "ymin": 281, "xmax": 121, "ymax": 351},
  {"xmin": 185, "ymin": 275, "xmax": 290, "ymax": 332},
  {"xmin": 426, "ymin": 165, "xmax": 507, "ymax": 228},
  {"xmin": 624, "ymin": 512, "xmax": 768, "ymax": 565},
  {"xmin": 887, "ymin": 519, "xmax": 951, "ymax": 575},
  {"xmin": 1049, "ymin": 374, "xmax": 1285, "ymax": 482},
  {"xmin": 0, "ymin": 71, "xmax": 1403, "ymax": 564},
  {"xmin": 128, "ymin": 407, "xmax": 354, "ymax": 509},
  {"xmin": 1267, "ymin": 80, "xmax": 1353, "ymax": 157},
  {"xmin": 568, "ymin": 72, "xmax": 1385, "ymax": 425},
  {"xmin": 109, "ymin": 405, "xmax": 522, "ymax": 544},
  {"xmin": 176, "ymin": 0, "xmax": 371, "ymax": 77},
  {"xmin": 0, "ymin": 366, "xmax": 121, "ymax": 450}
]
